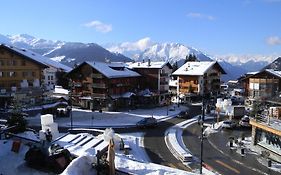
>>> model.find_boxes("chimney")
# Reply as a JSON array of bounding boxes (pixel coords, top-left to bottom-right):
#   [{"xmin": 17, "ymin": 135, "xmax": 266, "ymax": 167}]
[{"xmin": 148, "ymin": 59, "xmax": 151, "ymax": 67}]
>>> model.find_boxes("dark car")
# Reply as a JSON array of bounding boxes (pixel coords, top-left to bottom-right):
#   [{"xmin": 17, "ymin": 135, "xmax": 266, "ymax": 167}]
[
  {"xmin": 136, "ymin": 117, "xmax": 157, "ymax": 128},
  {"xmin": 177, "ymin": 110, "xmax": 189, "ymax": 118}
]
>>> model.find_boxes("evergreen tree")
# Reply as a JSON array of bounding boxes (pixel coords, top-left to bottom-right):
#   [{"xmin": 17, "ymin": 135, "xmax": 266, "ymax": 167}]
[
  {"xmin": 185, "ymin": 54, "xmax": 197, "ymax": 63},
  {"xmin": 56, "ymin": 71, "xmax": 69, "ymax": 89},
  {"xmin": 172, "ymin": 62, "xmax": 178, "ymax": 72}
]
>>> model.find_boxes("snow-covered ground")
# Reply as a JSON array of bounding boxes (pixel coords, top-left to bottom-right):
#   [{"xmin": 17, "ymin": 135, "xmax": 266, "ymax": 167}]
[
  {"xmin": 26, "ymin": 105, "xmax": 187, "ymax": 128},
  {"xmin": 0, "ymin": 131, "xmax": 196, "ymax": 175},
  {"xmin": 1, "ymin": 105, "xmax": 199, "ymax": 175}
]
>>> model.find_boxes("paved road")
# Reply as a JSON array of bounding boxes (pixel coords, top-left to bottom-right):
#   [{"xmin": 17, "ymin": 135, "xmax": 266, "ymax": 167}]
[
  {"xmin": 142, "ymin": 105, "xmax": 202, "ymax": 171},
  {"xmin": 183, "ymin": 122, "xmax": 279, "ymax": 175},
  {"xmin": 143, "ymin": 117, "xmax": 191, "ymax": 171}
]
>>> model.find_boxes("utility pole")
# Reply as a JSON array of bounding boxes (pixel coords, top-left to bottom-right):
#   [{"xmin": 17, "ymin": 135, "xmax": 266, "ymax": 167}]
[
  {"xmin": 200, "ymin": 95, "xmax": 205, "ymax": 174},
  {"xmin": 69, "ymin": 79, "xmax": 73, "ymax": 130}
]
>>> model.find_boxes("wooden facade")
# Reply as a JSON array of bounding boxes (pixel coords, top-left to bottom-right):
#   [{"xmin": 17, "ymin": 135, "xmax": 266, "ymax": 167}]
[
  {"xmin": 130, "ymin": 62, "xmax": 173, "ymax": 106},
  {"xmin": 0, "ymin": 45, "xmax": 47, "ymax": 107},
  {"xmin": 0, "ymin": 45, "xmax": 46, "ymax": 90},
  {"xmin": 174, "ymin": 62, "xmax": 225, "ymax": 103},
  {"xmin": 68, "ymin": 62, "xmax": 140, "ymax": 110},
  {"xmin": 242, "ymin": 70, "xmax": 281, "ymax": 100}
]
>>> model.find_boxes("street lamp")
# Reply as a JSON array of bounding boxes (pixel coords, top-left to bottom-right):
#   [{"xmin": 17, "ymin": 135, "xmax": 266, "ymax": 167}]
[
  {"xmin": 68, "ymin": 79, "xmax": 73, "ymax": 130},
  {"xmin": 199, "ymin": 95, "xmax": 205, "ymax": 174}
]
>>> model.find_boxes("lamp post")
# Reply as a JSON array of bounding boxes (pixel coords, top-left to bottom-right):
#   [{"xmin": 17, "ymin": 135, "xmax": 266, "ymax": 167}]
[
  {"xmin": 69, "ymin": 79, "xmax": 73, "ymax": 130},
  {"xmin": 199, "ymin": 95, "xmax": 205, "ymax": 174}
]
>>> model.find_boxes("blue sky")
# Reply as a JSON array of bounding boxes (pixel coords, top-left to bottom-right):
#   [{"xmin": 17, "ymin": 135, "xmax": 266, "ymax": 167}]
[{"xmin": 1, "ymin": 0, "xmax": 281, "ymax": 55}]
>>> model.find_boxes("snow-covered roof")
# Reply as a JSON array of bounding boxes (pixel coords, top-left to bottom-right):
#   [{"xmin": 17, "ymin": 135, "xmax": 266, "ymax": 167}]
[
  {"xmin": 128, "ymin": 61, "xmax": 168, "ymax": 69},
  {"xmin": 0, "ymin": 44, "xmax": 72, "ymax": 72},
  {"xmin": 172, "ymin": 61, "xmax": 217, "ymax": 76},
  {"xmin": 86, "ymin": 61, "xmax": 141, "ymax": 79},
  {"xmin": 169, "ymin": 79, "xmax": 177, "ymax": 87},
  {"xmin": 265, "ymin": 69, "xmax": 281, "ymax": 78},
  {"xmin": 53, "ymin": 85, "xmax": 69, "ymax": 95}
]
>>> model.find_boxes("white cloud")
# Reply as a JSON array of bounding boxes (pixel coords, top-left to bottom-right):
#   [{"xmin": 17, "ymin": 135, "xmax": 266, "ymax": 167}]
[
  {"xmin": 84, "ymin": 20, "xmax": 112, "ymax": 33},
  {"xmin": 107, "ymin": 37, "xmax": 154, "ymax": 53},
  {"xmin": 266, "ymin": 36, "xmax": 281, "ymax": 46},
  {"xmin": 187, "ymin": 12, "xmax": 215, "ymax": 21}
]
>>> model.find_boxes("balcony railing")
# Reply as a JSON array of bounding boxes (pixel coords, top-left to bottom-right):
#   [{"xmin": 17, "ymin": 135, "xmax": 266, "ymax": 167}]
[
  {"xmin": 92, "ymin": 93, "xmax": 107, "ymax": 99},
  {"xmin": 92, "ymin": 73, "xmax": 103, "ymax": 79},
  {"xmin": 92, "ymin": 83, "xmax": 107, "ymax": 88}
]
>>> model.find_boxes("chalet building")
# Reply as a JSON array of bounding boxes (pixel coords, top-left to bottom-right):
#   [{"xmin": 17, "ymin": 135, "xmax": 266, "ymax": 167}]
[
  {"xmin": 241, "ymin": 69, "xmax": 281, "ymax": 106},
  {"xmin": 172, "ymin": 61, "xmax": 226, "ymax": 103},
  {"xmin": 0, "ymin": 44, "xmax": 71, "ymax": 108},
  {"xmin": 67, "ymin": 61, "xmax": 141, "ymax": 110},
  {"xmin": 128, "ymin": 60, "xmax": 173, "ymax": 106}
]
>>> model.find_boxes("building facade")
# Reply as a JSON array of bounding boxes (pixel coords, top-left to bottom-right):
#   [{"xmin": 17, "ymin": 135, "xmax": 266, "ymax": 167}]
[
  {"xmin": 0, "ymin": 44, "xmax": 71, "ymax": 108},
  {"xmin": 0, "ymin": 44, "xmax": 47, "ymax": 107},
  {"xmin": 250, "ymin": 118, "xmax": 281, "ymax": 163},
  {"xmin": 172, "ymin": 61, "xmax": 226, "ymax": 103},
  {"xmin": 67, "ymin": 61, "xmax": 140, "ymax": 110},
  {"xmin": 242, "ymin": 69, "xmax": 281, "ymax": 101},
  {"xmin": 128, "ymin": 60, "xmax": 173, "ymax": 106}
]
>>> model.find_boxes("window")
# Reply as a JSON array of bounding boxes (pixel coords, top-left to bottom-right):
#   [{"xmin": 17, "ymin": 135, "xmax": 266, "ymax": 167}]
[
  {"xmin": 9, "ymin": 72, "xmax": 16, "ymax": 77},
  {"xmin": 22, "ymin": 72, "xmax": 28, "ymax": 78},
  {"xmin": 0, "ymin": 72, "xmax": 3, "ymax": 77},
  {"xmin": 6, "ymin": 60, "xmax": 11, "ymax": 66},
  {"xmin": 32, "ymin": 72, "xmax": 35, "ymax": 76},
  {"xmin": 0, "ymin": 60, "xmax": 4, "ymax": 66},
  {"xmin": 12, "ymin": 60, "xmax": 16, "ymax": 66},
  {"xmin": 50, "ymin": 76, "xmax": 53, "ymax": 80},
  {"xmin": 21, "ymin": 60, "xmax": 26, "ymax": 66}
]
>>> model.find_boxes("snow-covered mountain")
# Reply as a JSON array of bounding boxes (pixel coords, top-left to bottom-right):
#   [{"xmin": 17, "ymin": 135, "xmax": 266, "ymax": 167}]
[
  {"xmin": 0, "ymin": 34, "xmax": 273, "ymax": 81},
  {"xmin": 136, "ymin": 43, "xmax": 212, "ymax": 64},
  {"xmin": 107, "ymin": 41, "xmax": 269, "ymax": 81},
  {"xmin": 0, "ymin": 34, "xmax": 131, "ymax": 66}
]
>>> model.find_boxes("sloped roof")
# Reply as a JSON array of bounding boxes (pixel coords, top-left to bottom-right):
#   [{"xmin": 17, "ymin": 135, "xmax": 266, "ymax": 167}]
[
  {"xmin": 240, "ymin": 69, "xmax": 281, "ymax": 81},
  {"xmin": 86, "ymin": 61, "xmax": 141, "ymax": 79},
  {"xmin": 128, "ymin": 61, "xmax": 172, "ymax": 69},
  {"xmin": 0, "ymin": 44, "xmax": 71, "ymax": 72},
  {"xmin": 264, "ymin": 69, "xmax": 281, "ymax": 78},
  {"xmin": 172, "ymin": 61, "xmax": 225, "ymax": 76}
]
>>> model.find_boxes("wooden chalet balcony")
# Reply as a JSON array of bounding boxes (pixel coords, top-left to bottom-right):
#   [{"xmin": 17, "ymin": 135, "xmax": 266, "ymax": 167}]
[
  {"xmin": 92, "ymin": 73, "xmax": 103, "ymax": 79},
  {"xmin": 92, "ymin": 93, "xmax": 107, "ymax": 99},
  {"xmin": 92, "ymin": 83, "xmax": 107, "ymax": 88}
]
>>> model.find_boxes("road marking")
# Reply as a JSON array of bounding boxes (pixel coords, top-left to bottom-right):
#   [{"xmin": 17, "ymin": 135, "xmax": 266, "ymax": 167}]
[{"xmin": 215, "ymin": 160, "xmax": 240, "ymax": 174}]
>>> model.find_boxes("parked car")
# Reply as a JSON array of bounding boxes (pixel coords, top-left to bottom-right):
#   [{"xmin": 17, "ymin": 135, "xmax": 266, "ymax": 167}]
[
  {"xmin": 177, "ymin": 110, "xmax": 189, "ymax": 118},
  {"xmin": 222, "ymin": 120, "xmax": 237, "ymax": 129},
  {"xmin": 239, "ymin": 116, "xmax": 251, "ymax": 127},
  {"xmin": 136, "ymin": 117, "xmax": 157, "ymax": 128}
]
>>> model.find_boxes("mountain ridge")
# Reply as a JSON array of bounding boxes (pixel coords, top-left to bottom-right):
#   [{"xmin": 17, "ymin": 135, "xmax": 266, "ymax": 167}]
[{"xmin": 0, "ymin": 34, "xmax": 272, "ymax": 81}]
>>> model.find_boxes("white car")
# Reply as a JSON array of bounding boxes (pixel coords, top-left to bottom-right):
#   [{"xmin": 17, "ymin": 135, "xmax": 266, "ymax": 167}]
[
  {"xmin": 239, "ymin": 116, "xmax": 251, "ymax": 127},
  {"xmin": 222, "ymin": 120, "xmax": 237, "ymax": 129}
]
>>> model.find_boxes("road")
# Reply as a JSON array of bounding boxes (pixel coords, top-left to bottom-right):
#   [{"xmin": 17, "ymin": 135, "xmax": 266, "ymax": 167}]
[
  {"xmin": 142, "ymin": 105, "xmax": 202, "ymax": 171},
  {"xmin": 183, "ymin": 122, "xmax": 279, "ymax": 175}
]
